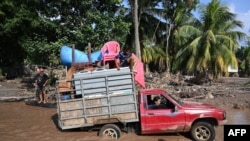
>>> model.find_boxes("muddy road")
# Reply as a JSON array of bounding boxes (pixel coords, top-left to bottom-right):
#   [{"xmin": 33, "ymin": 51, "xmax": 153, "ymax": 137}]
[{"xmin": 0, "ymin": 102, "xmax": 250, "ymax": 141}]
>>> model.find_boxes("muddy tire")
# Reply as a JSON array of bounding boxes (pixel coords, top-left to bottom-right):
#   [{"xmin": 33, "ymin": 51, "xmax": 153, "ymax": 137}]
[
  {"xmin": 190, "ymin": 121, "xmax": 215, "ymax": 141},
  {"xmin": 99, "ymin": 124, "xmax": 121, "ymax": 139}
]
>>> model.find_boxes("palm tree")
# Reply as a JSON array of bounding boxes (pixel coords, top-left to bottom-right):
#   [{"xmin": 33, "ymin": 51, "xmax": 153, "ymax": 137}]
[
  {"xmin": 133, "ymin": 0, "xmax": 141, "ymax": 60},
  {"xmin": 141, "ymin": 43, "xmax": 166, "ymax": 74},
  {"xmin": 142, "ymin": 46, "xmax": 155, "ymax": 74},
  {"xmin": 125, "ymin": 0, "xmax": 199, "ymax": 73},
  {"xmin": 159, "ymin": 0, "xmax": 199, "ymax": 75},
  {"xmin": 175, "ymin": 0, "xmax": 246, "ymax": 78},
  {"xmin": 124, "ymin": 0, "xmax": 168, "ymax": 73},
  {"xmin": 127, "ymin": 0, "xmax": 163, "ymax": 60},
  {"xmin": 239, "ymin": 47, "xmax": 250, "ymax": 76}
]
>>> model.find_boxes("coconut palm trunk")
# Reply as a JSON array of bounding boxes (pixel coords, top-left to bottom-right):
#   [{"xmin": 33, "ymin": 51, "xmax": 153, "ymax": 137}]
[{"xmin": 133, "ymin": 0, "xmax": 141, "ymax": 60}]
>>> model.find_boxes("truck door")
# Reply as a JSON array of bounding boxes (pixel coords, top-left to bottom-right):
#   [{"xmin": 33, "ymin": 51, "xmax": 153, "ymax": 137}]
[{"xmin": 141, "ymin": 94, "xmax": 186, "ymax": 134}]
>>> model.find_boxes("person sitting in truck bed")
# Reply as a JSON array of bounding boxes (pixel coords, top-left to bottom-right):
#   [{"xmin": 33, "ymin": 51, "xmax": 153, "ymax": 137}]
[
  {"xmin": 114, "ymin": 45, "xmax": 136, "ymax": 71},
  {"xmin": 148, "ymin": 96, "xmax": 167, "ymax": 109}
]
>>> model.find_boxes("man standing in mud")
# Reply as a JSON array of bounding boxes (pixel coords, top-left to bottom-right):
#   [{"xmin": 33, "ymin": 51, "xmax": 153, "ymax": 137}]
[{"xmin": 35, "ymin": 68, "xmax": 48, "ymax": 104}]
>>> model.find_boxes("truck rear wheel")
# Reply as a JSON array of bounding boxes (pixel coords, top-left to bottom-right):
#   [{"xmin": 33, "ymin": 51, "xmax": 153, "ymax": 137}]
[
  {"xmin": 99, "ymin": 124, "xmax": 121, "ymax": 139},
  {"xmin": 190, "ymin": 121, "xmax": 215, "ymax": 141}
]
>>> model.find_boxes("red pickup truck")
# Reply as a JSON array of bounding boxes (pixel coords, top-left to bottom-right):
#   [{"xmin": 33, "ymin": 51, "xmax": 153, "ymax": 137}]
[
  {"xmin": 56, "ymin": 67, "xmax": 226, "ymax": 141},
  {"xmin": 138, "ymin": 89, "xmax": 226, "ymax": 141}
]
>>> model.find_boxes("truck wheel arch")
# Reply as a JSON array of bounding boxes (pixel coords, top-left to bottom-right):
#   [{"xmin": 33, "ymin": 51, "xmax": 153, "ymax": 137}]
[
  {"xmin": 192, "ymin": 118, "xmax": 219, "ymax": 127},
  {"xmin": 94, "ymin": 118, "xmax": 122, "ymax": 125}
]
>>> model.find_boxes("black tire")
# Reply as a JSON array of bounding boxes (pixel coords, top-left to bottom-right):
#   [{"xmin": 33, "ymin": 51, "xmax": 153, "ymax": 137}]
[
  {"xmin": 99, "ymin": 124, "xmax": 121, "ymax": 139},
  {"xmin": 190, "ymin": 121, "xmax": 215, "ymax": 141}
]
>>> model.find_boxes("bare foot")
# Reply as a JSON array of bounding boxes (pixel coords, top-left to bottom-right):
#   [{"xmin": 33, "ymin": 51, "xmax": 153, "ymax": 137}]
[{"xmin": 38, "ymin": 101, "xmax": 42, "ymax": 104}]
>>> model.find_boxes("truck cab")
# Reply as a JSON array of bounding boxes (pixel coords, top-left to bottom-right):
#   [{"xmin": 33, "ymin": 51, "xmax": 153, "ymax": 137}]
[{"xmin": 138, "ymin": 89, "xmax": 227, "ymax": 141}]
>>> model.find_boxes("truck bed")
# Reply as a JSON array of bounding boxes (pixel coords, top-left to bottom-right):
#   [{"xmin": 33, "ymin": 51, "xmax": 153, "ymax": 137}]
[{"xmin": 56, "ymin": 67, "xmax": 139, "ymax": 130}]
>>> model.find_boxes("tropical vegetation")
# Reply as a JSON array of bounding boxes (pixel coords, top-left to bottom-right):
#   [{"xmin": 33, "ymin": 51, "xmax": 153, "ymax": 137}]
[{"xmin": 0, "ymin": 0, "xmax": 249, "ymax": 79}]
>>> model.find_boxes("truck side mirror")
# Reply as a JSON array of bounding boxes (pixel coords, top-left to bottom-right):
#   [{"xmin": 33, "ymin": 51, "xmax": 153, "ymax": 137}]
[{"xmin": 174, "ymin": 106, "xmax": 178, "ymax": 112}]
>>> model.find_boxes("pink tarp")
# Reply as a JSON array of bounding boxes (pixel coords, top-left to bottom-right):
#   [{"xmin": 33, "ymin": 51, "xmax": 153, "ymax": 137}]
[{"xmin": 132, "ymin": 53, "xmax": 145, "ymax": 88}]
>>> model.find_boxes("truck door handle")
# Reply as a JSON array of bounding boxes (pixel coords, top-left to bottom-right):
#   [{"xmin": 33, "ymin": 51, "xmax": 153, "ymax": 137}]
[{"xmin": 148, "ymin": 113, "xmax": 154, "ymax": 115}]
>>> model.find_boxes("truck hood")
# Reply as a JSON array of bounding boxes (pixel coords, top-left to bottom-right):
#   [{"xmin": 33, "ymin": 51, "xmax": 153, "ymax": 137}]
[{"xmin": 181, "ymin": 101, "xmax": 221, "ymax": 110}]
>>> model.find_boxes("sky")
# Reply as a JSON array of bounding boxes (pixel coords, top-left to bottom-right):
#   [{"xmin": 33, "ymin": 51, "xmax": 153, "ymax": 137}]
[{"xmin": 200, "ymin": 0, "xmax": 250, "ymax": 36}]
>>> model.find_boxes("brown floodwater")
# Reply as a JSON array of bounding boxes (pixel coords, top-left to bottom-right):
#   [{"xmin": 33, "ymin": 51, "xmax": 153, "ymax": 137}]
[{"xmin": 0, "ymin": 102, "xmax": 250, "ymax": 141}]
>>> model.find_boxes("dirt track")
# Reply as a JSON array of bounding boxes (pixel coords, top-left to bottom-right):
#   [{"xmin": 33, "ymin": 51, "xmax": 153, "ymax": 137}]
[
  {"xmin": 0, "ymin": 77, "xmax": 250, "ymax": 141},
  {"xmin": 0, "ymin": 102, "xmax": 250, "ymax": 141}
]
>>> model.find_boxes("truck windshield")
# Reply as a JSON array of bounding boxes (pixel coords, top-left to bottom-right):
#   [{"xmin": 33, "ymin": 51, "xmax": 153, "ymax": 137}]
[{"xmin": 169, "ymin": 94, "xmax": 183, "ymax": 105}]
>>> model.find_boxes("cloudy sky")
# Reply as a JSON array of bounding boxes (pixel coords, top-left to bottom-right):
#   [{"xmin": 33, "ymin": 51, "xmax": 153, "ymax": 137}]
[{"xmin": 200, "ymin": 0, "xmax": 250, "ymax": 36}]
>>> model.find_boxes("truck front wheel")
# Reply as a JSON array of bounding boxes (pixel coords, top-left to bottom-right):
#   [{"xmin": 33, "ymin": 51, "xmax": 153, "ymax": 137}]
[
  {"xmin": 99, "ymin": 124, "xmax": 121, "ymax": 139},
  {"xmin": 191, "ymin": 121, "xmax": 215, "ymax": 141}
]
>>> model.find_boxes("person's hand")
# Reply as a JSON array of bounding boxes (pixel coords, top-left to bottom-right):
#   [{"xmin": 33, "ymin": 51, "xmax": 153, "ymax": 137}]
[{"xmin": 117, "ymin": 67, "xmax": 120, "ymax": 70}]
